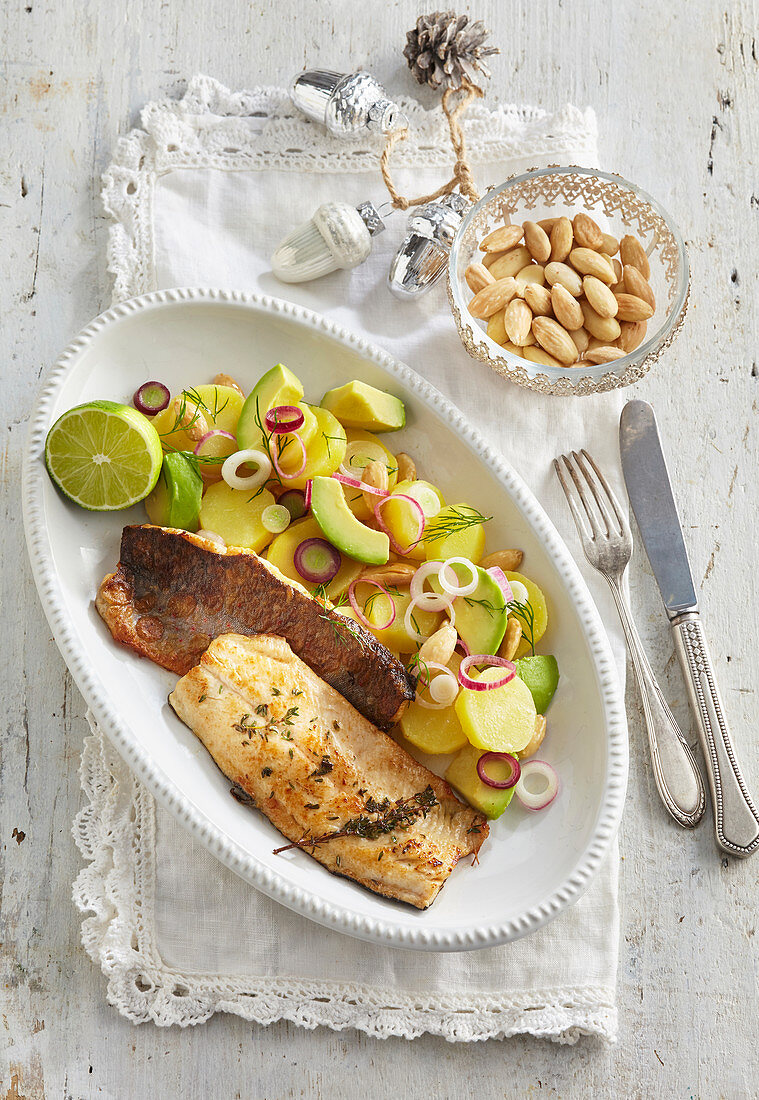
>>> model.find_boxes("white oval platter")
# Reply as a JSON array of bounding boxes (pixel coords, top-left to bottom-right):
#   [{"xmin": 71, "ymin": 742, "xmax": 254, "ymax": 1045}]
[{"xmin": 23, "ymin": 288, "xmax": 627, "ymax": 951}]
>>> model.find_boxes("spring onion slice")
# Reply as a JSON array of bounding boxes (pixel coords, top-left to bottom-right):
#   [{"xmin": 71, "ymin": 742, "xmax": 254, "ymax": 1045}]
[
  {"xmin": 476, "ymin": 752, "xmax": 521, "ymax": 789},
  {"xmin": 293, "ymin": 537, "xmax": 340, "ymax": 584},
  {"xmin": 514, "ymin": 760, "xmax": 559, "ymax": 811},
  {"xmin": 133, "ymin": 380, "xmax": 170, "ymax": 416},
  {"xmin": 438, "ymin": 556, "xmax": 479, "ymax": 597},
  {"xmin": 221, "ymin": 449, "xmax": 272, "ymax": 492},
  {"xmin": 262, "ymin": 504, "xmax": 291, "ymax": 534},
  {"xmin": 348, "ymin": 578, "xmax": 395, "ymax": 630},
  {"xmin": 458, "ymin": 653, "xmax": 516, "ymax": 691},
  {"xmin": 414, "ymin": 661, "xmax": 459, "ymax": 710},
  {"xmin": 195, "ymin": 529, "xmax": 226, "ymax": 549},
  {"xmin": 410, "ymin": 560, "xmax": 448, "ymax": 609}
]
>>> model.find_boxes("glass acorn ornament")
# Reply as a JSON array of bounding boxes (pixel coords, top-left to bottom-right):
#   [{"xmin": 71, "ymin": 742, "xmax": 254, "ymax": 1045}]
[
  {"xmin": 290, "ymin": 70, "xmax": 408, "ymax": 136},
  {"xmin": 388, "ymin": 192, "xmax": 471, "ymax": 299},
  {"xmin": 271, "ymin": 200, "xmax": 386, "ymax": 284}
]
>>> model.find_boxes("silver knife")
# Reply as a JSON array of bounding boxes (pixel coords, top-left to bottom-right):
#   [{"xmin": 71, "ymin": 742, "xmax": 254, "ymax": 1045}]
[{"xmin": 620, "ymin": 399, "xmax": 759, "ymax": 857}]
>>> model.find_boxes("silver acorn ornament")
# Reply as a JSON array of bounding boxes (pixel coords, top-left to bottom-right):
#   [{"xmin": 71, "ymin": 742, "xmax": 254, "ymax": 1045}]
[
  {"xmin": 388, "ymin": 192, "xmax": 471, "ymax": 299},
  {"xmin": 271, "ymin": 200, "xmax": 386, "ymax": 284},
  {"xmin": 290, "ymin": 70, "xmax": 408, "ymax": 136}
]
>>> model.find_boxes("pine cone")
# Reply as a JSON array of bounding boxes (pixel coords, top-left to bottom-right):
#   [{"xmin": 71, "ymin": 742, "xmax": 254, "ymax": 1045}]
[{"xmin": 403, "ymin": 11, "xmax": 499, "ymax": 91}]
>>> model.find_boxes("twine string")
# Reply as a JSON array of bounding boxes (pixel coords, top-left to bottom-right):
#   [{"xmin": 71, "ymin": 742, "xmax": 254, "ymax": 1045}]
[{"xmin": 380, "ymin": 79, "xmax": 484, "ymax": 211}]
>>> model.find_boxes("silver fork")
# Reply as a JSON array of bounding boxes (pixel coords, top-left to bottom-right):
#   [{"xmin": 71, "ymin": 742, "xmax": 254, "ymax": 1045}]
[{"xmin": 555, "ymin": 449, "xmax": 705, "ymax": 829}]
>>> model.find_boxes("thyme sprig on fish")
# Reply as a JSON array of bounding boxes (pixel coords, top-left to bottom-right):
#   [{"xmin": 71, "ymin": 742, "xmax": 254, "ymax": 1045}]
[
  {"xmin": 419, "ymin": 505, "xmax": 492, "ymax": 546},
  {"xmin": 234, "ymin": 704, "xmax": 299, "ymax": 741},
  {"xmin": 273, "ymin": 785, "xmax": 439, "ymax": 854}
]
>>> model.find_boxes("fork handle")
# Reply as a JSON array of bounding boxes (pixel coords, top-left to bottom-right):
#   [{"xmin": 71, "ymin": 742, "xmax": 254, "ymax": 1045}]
[
  {"xmin": 606, "ymin": 579, "xmax": 706, "ymax": 828},
  {"xmin": 671, "ymin": 613, "xmax": 759, "ymax": 857}
]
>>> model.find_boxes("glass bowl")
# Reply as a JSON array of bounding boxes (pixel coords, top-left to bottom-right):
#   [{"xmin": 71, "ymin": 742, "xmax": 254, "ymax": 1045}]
[{"xmin": 447, "ymin": 166, "xmax": 690, "ymax": 396}]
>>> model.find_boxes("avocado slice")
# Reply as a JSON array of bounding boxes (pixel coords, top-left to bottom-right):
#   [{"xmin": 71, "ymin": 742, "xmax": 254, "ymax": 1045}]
[
  {"xmin": 430, "ymin": 562, "xmax": 507, "ymax": 655},
  {"xmin": 515, "ymin": 655, "xmax": 560, "ymax": 714},
  {"xmin": 236, "ymin": 363, "xmax": 304, "ymax": 450},
  {"xmin": 145, "ymin": 451, "xmax": 203, "ymax": 531},
  {"xmin": 445, "ymin": 743, "xmax": 515, "ymax": 819},
  {"xmin": 321, "ymin": 380, "xmax": 405, "ymax": 432},
  {"xmin": 310, "ymin": 475, "xmax": 389, "ymax": 565}
]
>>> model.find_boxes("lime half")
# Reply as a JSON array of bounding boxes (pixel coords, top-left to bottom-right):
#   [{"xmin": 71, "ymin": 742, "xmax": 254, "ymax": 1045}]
[{"xmin": 45, "ymin": 400, "xmax": 163, "ymax": 510}]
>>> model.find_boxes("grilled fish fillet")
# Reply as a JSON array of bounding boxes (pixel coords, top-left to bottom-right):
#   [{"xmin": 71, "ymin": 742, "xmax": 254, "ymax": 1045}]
[
  {"xmin": 97, "ymin": 525, "xmax": 415, "ymax": 730},
  {"xmin": 169, "ymin": 633, "xmax": 488, "ymax": 909}
]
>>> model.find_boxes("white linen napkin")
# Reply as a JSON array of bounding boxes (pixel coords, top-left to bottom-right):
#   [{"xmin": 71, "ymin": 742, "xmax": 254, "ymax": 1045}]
[{"xmin": 74, "ymin": 75, "xmax": 626, "ymax": 1043}]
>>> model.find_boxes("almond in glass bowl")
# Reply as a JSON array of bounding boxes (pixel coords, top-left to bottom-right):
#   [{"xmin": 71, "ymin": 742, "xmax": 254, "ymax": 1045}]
[{"xmin": 447, "ymin": 166, "xmax": 689, "ymax": 396}]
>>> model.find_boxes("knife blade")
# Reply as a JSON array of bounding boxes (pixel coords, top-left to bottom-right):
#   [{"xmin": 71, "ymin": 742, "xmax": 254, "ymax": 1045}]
[{"xmin": 620, "ymin": 400, "xmax": 759, "ymax": 857}]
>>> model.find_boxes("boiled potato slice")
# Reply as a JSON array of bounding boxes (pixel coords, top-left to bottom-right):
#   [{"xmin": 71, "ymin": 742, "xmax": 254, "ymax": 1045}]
[
  {"xmin": 400, "ymin": 653, "xmax": 467, "ymax": 754},
  {"xmin": 378, "ymin": 479, "xmax": 442, "ymax": 560},
  {"xmin": 352, "ymin": 583, "xmax": 441, "ymax": 652},
  {"xmin": 199, "ymin": 482, "xmax": 276, "ymax": 552},
  {"xmin": 454, "ymin": 666, "xmax": 536, "ymax": 753},
  {"xmin": 342, "ymin": 429, "xmax": 398, "ymax": 521},
  {"xmin": 278, "ymin": 406, "xmax": 346, "ymax": 490},
  {"xmin": 265, "ymin": 516, "xmax": 363, "ymax": 600},
  {"xmin": 152, "ymin": 384, "xmax": 244, "ymax": 455},
  {"xmin": 423, "ymin": 503, "xmax": 487, "ymax": 563}
]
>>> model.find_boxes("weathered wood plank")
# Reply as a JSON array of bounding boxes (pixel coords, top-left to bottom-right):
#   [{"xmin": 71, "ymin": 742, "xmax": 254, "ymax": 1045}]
[{"xmin": 2, "ymin": 1, "xmax": 757, "ymax": 1097}]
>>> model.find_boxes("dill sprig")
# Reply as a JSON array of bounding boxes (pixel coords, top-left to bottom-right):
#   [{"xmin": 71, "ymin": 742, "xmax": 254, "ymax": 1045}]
[
  {"xmin": 463, "ymin": 594, "xmax": 507, "ymax": 617},
  {"xmin": 159, "ymin": 386, "xmax": 231, "ymax": 439},
  {"xmin": 417, "ymin": 505, "xmax": 492, "ymax": 546},
  {"xmin": 273, "ymin": 785, "xmax": 439, "ymax": 853},
  {"xmin": 508, "ymin": 598, "xmax": 536, "ymax": 656}
]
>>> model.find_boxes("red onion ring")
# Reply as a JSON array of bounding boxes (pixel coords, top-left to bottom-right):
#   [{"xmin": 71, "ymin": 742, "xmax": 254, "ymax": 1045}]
[
  {"xmin": 304, "ymin": 479, "xmax": 312, "ymax": 509},
  {"xmin": 458, "ymin": 654, "xmax": 517, "ymax": 691},
  {"xmin": 476, "ymin": 752, "xmax": 521, "ymax": 789},
  {"xmin": 264, "ymin": 405, "xmax": 305, "ymax": 434},
  {"xmin": 486, "ymin": 566, "xmax": 514, "ymax": 605},
  {"xmin": 331, "ymin": 471, "xmax": 389, "ymax": 497},
  {"xmin": 193, "ymin": 428, "xmax": 236, "ymax": 456},
  {"xmin": 272, "ymin": 431, "xmax": 306, "ymax": 479},
  {"xmin": 373, "ymin": 494, "xmax": 425, "ymax": 556},
  {"xmin": 348, "ymin": 578, "xmax": 395, "ymax": 630},
  {"xmin": 514, "ymin": 760, "xmax": 559, "ymax": 811},
  {"xmin": 455, "ymin": 637, "xmax": 471, "ymax": 658}
]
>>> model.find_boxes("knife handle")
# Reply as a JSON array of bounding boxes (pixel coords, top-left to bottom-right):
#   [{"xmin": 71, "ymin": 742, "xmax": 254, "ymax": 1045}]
[
  {"xmin": 672, "ymin": 612, "xmax": 759, "ymax": 857},
  {"xmin": 607, "ymin": 579, "xmax": 705, "ymax": 828}
]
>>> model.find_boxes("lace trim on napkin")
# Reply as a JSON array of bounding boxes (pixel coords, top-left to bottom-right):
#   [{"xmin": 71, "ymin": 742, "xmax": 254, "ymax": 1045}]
[
  {"xmin": 101, "ymin": 73, "xmax": 597, "ymax": 302},
  {"xmin": 74, "ymin": 716, "xmax": 616, "ymax": 1042}
]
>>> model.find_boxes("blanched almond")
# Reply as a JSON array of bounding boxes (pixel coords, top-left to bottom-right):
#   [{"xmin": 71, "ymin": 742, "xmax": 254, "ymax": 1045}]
[
  {"xmin": 498, "ymin": 617, "xmax": 523, "ymax": 661},
  {"xmin": 550, "ymin": 283, "xmax": 583, "ymax": 330},
  {"xmin": 549, "ymin": 217, "xmax": 574, "ymax": 262},
  {"xmin": 569, "ymin": 247, "xmax": 615, "ymax": 283},
  {"xmin": 611, "ymin": 257, "xmax": 624, "ymax": 287},
  {"xmin": 523, "ymin": 220, "xmax": 552, "ymax": 263},
  {"xmin": 623, "ymin": 264, "xmax": 655, "ymax": 309},
  {"xmin": 501, "ymin": 340, "xmax": 523, "ymax": 354},
  {"xmin": 504, "ymin": 298, "xmax": 533, "ymax": 346},
  {"xmin": 532, "ymin": 317, "xmax": 578, "ymax": 365},
  {"xmin": 544, "ymin": 261, "xmax": 583, "ymax": 297},
  {"xmin": 619, "ymin": 234, "xmax": 650, "ymax": 278},
  {"xmin": 523, "ymin": 282, "xmax": 552, "ymax": 316},
  {"xmin": 582, "ymin": 275, "xmax": 619, "ymax": 318},
  {"xmin": 571, "ymin": 326, "xmax": 590, "ymax": 355},
  {"xmin": 480, "ymin": 224, "xmax": 524, "ymax": 252},
  {"xmin": 537, "ymin": 217, "xmax": 558, "ymax": 234},
  {"xmin": 600, "ymin": 232, "xmax": 620, "ymax": 256},
  {"xmin": 468, "ymin": 277, "xmax": 519, "ymax": 318},
  {"xmin": 614, "ymin": 292, "xmax": 654, "ymax": 322},
  {"xmin": 481, "ymin": 548, "xmax": 524, "ymax": 571},
  {"xmin": 523, "ymin": 345, "xmax": 565, "ymax": 368},
  {"xmin": 465, "ymin": 262, "xmax": 495, "ymax": 293},
  {"xmin": 395, "ymin": 452, "xmax": 416, "ymax": 481},
  {"xmin": 482, "ymin": 249, "xmax": 506, "ymax": 269},
  {"xmin": 580, "ymin": 300, "xmax": 622, "ymax": 342},
  {"xmin": 515, "ymin": 264, "xmax": 546, "ymax": 292},
  {"xmin": 572, "ymin": 212, "xmax": 603, "ymax": 250},
  {"xmin": 488, "ymin": 246, "xmax": 533, "ymax": 280},
  {"xmin": 486, "ymin": 308, "xmax": 508, "ymax": 344},
  {"xmin": 361, "ymin": 561, "xmax": 417, "ymax": 586},
  {"xmin": 212, "ymin": 372, "xmax": 245, "ymax": 397},
  {"xmin": 585, "ymin": 345, "xmax": 627, "ymax": 364},
  {"xmin": 619, "ymin": 319, "xmax": 647, "ymax": 353},
  {"xmin": 361, "ymin": 459, "xmax": 388, "ymax": 513}
]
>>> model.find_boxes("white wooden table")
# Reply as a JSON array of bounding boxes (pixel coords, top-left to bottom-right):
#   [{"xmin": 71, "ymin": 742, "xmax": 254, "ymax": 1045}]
[{"xmin": 3, "ymin": 2, "xmax": 758, "ymax": 1096}]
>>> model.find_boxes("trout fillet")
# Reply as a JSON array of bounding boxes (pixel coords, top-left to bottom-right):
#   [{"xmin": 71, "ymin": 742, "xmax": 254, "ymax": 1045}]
[
  {"xmin": 96, "ymin": 525, "xmax": 415, "ymax": 730},
  {"xmin": 169, "ymin": 633, "xmax": 488, "ymax": 909}
]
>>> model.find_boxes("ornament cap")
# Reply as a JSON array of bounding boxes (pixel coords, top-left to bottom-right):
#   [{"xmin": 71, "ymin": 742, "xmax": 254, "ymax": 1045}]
[
  {"xmin": 291, "ymin": 69, "xmax": 407, "ymax": 135},
  {"xmin": 387, "ymin": 192, "xmax": 471, "ymax": 299}
]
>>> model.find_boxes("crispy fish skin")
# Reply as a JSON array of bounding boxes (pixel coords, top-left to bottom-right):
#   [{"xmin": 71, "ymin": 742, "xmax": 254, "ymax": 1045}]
[
  {"xmin": 168, "ymin": 633, "xmax": 487, "ymax": 909},
  {"xmin": 97, "ymin": 525, "xmax": 415, "ymax": 730}
]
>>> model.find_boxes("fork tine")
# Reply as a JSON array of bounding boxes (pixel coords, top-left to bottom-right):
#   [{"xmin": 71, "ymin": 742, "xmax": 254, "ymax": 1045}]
[
  {"xmin": 580, "ymin": 449, "xmax": 630, "ymax": 536},
  {"xmin": 562, "ymin": 454, "xmax": 604, "ymax": 538},
  {"xmin": 554, "ymin": 454, "xmax": 598, "ymax": 541},
  {"xmin": 571, "ymin": 450, "xmax": 618, "ymax": 537}
]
